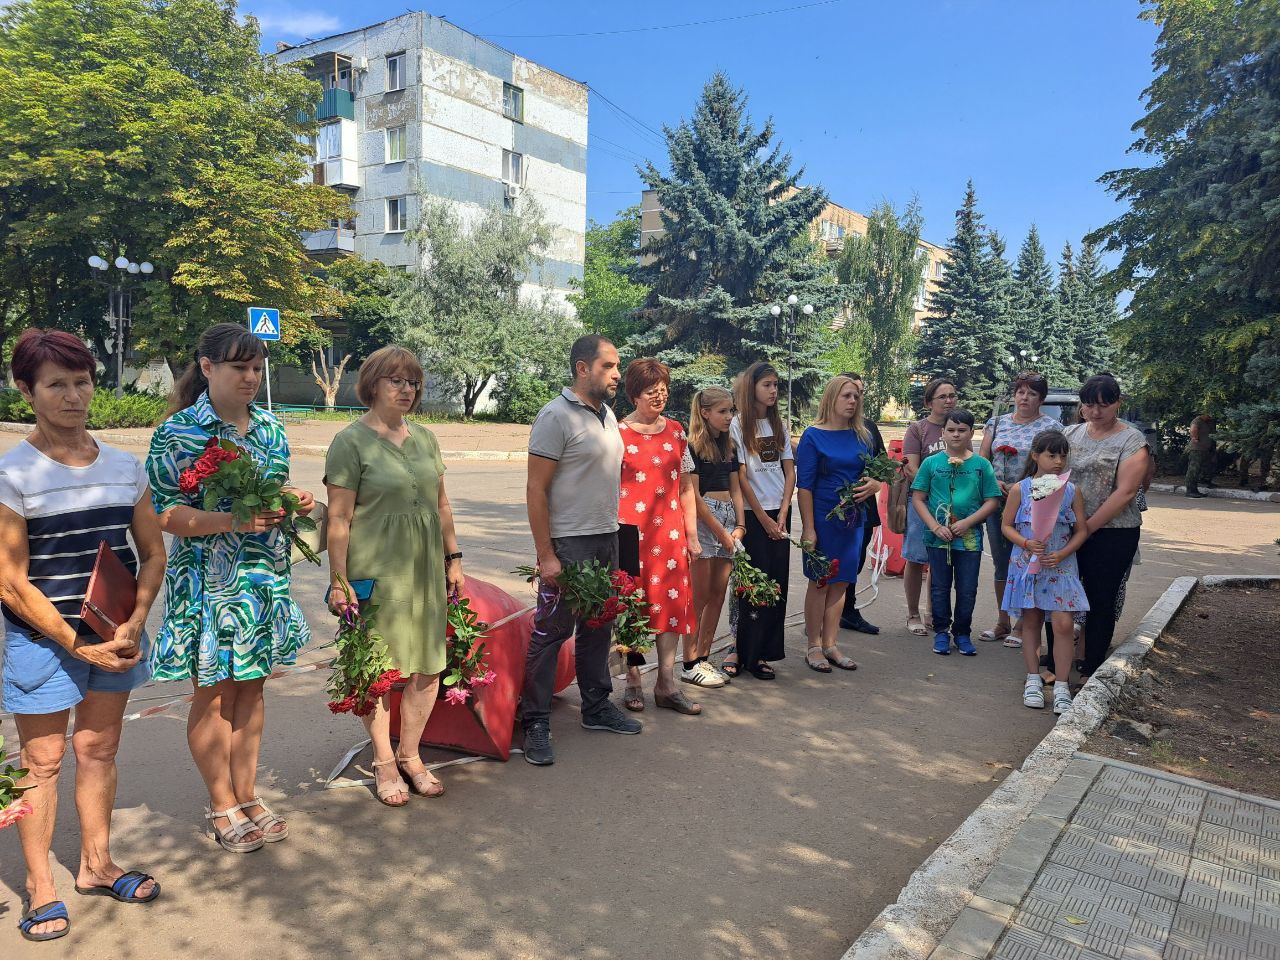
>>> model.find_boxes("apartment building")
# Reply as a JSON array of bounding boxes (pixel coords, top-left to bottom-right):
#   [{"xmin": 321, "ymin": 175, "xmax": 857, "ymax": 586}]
[
  {"xmin": 640, "ymin": 190, "xmax": 949, "ymax": 329},
  {"xmin": 276, "ymin": 13, "xmax": 588, "ymax": 308}
]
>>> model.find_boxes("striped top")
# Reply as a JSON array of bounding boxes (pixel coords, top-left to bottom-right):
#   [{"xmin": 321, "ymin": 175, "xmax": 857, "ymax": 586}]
[{"xmin": 0, "ymin": 440, "xmax": 148, "ymax": 638}]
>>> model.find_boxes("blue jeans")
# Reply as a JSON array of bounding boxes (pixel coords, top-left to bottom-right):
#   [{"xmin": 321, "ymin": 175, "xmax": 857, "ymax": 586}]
[{"xmin": 926, "ymin": 547, "xmax": 982, "ymax": 638}]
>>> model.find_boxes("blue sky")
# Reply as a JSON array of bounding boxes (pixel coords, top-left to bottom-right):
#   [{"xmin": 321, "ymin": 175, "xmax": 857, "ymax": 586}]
[{"xmin": 249, "ymin": 0, "xmax": 1159, "ymax": 267}]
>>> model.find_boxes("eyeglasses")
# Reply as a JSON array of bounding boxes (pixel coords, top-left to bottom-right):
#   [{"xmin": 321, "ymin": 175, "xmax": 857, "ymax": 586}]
[
  {"xmin": 640, "ymin": 386, "xmax": 669, "ymax": 399},
  {"xmin": 931, "ymin": 391, "xmax": 958, "ymax": 401},
  {"xmin": 383, "ymin": 376, "xmax": 421, "ymax": 392}
]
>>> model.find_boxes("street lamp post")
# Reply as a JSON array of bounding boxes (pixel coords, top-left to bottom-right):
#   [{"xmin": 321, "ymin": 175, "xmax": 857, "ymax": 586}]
[
  {"xmin": 88, "ymin": 253, "xmax": 154, "ymax": 398},
  {"xmin": 768, "ymin": 294, "xmax": 813, "ymax": 433}
]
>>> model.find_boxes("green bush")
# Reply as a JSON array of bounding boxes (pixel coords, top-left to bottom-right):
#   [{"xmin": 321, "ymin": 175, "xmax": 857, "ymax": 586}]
[
  {"xmin": 0, "ymin": 389, "xmax": 34, "ymax": 423},
  {"xmin": 87, "ymin": 392, "xmax": 167, "ymax": 429},
  {"xmin": 0, "ymin": 388, "xmax": 165, "ymax": 428},
  {"xmin": 494, "ymin": 371, "xmax": 562, "ymax": 424}
]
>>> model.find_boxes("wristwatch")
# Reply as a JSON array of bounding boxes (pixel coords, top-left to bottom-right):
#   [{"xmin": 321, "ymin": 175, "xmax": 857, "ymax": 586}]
[{"xmin": 445, "ymin": 551, "xmax": 463, "ymax": 564}]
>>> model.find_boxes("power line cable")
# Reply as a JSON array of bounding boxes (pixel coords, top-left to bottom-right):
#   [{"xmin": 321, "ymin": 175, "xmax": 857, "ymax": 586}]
[
  {"xmin": 589, "ymin": 85, "xmax": 667, "ymax": 146},
  {"xmin": 484, "ymin": 0, "xmax": 842, "ymax": 38}
]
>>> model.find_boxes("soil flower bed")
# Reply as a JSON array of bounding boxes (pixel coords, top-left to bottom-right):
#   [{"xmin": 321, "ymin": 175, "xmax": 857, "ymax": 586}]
[{"xmin": 1082, "ymin": 580, "xmax": 1280, "ymax": 801}]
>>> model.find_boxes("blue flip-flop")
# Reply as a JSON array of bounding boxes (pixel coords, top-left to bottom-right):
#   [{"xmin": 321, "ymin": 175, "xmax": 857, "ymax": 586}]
[
  {"xmin": 74, "ymin": 870, "xmax": 160, "ymax": 904},
  {"xmin": 19, "ymin": 900, "xmax": 69, "ymax": 942}
]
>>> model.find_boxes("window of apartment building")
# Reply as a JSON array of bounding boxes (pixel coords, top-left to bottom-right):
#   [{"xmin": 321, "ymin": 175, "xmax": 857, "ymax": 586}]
[
  {"xmin": 934, "ymin": 260, "xmax": 945, "ymax": 279},
  {"xmin": 386, "ymin": 52, "xmax": 406, "ymax": 92},
  {"xmin": 315, "ymin": 122, "xmax": 341, "ymax": 160},
  {"xmin": 385, "ymin": 125, "xmax": 407, "ymax": 164},
  {"xmin": 503, "ymin": 82, "xmax": 524, "ymax": 122},
  {"xmin": 502, "ymin": 149, "xmax": 523, "ymax": 185},
  {"xmin": 913, "ymin": 281, "xmax": 928, "ymax": 312},
  {"xmin": 818, "ymin": 220, "xmax": 846, "ymax": 241},
  {"xmin": 323, "ymin": 67, "xmax": 353, "ymax": 93},
  {"xmin": 386, "ymin": 196, "xmax": 408, "ymax": 234}
]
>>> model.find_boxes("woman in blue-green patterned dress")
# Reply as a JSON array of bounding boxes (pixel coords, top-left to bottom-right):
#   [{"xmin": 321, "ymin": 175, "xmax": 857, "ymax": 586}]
[{"xmin": 147, "ymin": 323, "xmax": 316, "ymax": 853}]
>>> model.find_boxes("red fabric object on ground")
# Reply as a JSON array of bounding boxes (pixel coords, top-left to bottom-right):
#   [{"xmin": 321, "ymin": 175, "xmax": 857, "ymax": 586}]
[
  {"xmin": 618, "ymin": 419, "xmax": 694, "ymax": 634},
  {"xmin": 387, "ymin": 575, "xmax": 574, "ymax": 760}
]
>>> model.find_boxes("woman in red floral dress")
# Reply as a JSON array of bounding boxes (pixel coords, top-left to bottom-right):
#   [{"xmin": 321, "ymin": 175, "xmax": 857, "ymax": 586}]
[{"xmin": 616, "ymin": 359, "xmax": 702, "ymax": 716}]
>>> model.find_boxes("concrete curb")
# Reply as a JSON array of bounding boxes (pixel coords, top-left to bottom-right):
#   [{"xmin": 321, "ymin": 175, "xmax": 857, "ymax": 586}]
[
  {"xmin": 839, "ymin": 574, "xmax": 1202, "ymax": 960},
  {"xmin": 1150, "ymin": 481, "xmax": 1280, "ymax": 503},
  {"xmin": 0, "ymin": 423, "xmax": 528, "ymax": 462}
]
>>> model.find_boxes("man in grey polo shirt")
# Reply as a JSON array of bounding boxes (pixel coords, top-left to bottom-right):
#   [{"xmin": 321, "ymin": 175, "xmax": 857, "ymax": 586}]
[{"xmin": 521, "ymin": 334, "xmax": 638, "ymax": 765}]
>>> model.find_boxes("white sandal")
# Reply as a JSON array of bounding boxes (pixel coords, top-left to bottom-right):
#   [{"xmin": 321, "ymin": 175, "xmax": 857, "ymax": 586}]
[
  {"xmin": 205, "ymin": 805, "xmax": 264, "ymax": 853},
  {"xmin": 906, "ymin": 616, "xmax": 929, "ymax": 637},
  {"xmin": 238, "ymin": 797, "xmax": 288, "ymax": 842}
]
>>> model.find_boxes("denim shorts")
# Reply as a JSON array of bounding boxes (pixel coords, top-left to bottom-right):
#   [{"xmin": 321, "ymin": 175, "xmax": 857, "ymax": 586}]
[
  {"xmin": 902, "ymin": 506, "xmax": 929, "ymax": 564},
  {"xmin": 697, "ymin": 497, "xmax": 738, "ymax": 559},
  {"xmin": 2, "ymin": 625, "xmax": 150, "ymax": 715}
]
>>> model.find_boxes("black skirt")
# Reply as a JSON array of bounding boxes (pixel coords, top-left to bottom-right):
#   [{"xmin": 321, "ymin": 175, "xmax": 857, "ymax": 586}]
[
  {"xmin": 735, "ymin": 508, "xmax": 791, "ymax": 664},
  {"xmin": 618, "ymin": 524, "xmax": 647, "ymax": 667}
]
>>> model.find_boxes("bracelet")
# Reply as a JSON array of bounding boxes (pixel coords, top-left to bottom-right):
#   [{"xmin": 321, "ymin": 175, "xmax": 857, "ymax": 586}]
[{"xmin": 445, "ymin": 551, "xmax": 463, "ymax": 564}]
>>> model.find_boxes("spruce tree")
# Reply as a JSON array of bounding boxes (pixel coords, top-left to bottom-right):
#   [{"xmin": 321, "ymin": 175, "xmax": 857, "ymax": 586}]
[
  {"xmin": 629, "ymin": 73, "xmax": 839, "ymax": 408},
  {"xmin": 1072, "ymin": 240, "xmax": 1117, "ymax": 377},
  {"xmin": 916, "ymin": 180, "xmax": 993, "ymax": 401},
  {"xmin": 1054, "ymin": 240, "xmax": 1083, "ymax": 380},
  {"xmin": 981, "ymin": 230, "xmax": 1019, "ymax": 404},
  {"xmin": 1011, "ymin": 225, "xmax": 1073, "ymax": 384}
]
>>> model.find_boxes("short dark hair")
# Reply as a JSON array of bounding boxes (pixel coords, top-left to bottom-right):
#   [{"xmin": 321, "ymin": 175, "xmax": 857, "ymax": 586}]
[
  {"xmin": 1079, "ymin": 373, "xmax": 1121, "ymax": 405},
  {"xmin": 946, "ymin": 408, "xmax": 976, "ymax": 430},
  {"xmin": 623, "ymin": 357, "xmax": 670, "ymax": 401},
  {"xmin": 11, "ymin": 328, "xmax": 96, "ymax": 388},
  {"xmin": 569, "ymin": 334, "xmax": 614, "ymax": 380},
  {"xmin": 1011, "ymin": 370, "xmax": 1049, "ymax": 401},
  {"xmin": 923, "ymin": 377, "xmax": 956, "ymax": 405}
]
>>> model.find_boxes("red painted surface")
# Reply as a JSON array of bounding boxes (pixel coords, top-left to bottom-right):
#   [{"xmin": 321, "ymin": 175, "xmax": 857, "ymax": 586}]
[
  {"xmin": 879, "ymin": 440, "xmax": 907, "ymax": 577},
  {"xmin": 388, "ymin": 575, "xmax": 575, "ymax": 761}
]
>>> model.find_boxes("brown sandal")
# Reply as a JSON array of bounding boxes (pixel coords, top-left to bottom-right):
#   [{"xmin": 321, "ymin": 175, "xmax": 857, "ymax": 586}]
[
  {"xmin": 654, "ymin": 689, "xmax": 701, "ymax": 715},
  {"xmin": 623, "ymin": 685, "xmax": 645, "ymax": 712},
  {"xmin": 396, "ymin": 753, "xmax": 445, "ymax": 798}
]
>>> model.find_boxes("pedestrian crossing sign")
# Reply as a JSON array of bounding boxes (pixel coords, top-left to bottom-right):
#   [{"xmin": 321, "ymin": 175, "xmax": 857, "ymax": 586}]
[{"xmin": 247, "ymin": 307, "xmax": 281, "ymax": 341}]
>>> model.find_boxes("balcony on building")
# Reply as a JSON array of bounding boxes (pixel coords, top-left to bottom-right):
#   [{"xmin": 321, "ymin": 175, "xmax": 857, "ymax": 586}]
[
  {"xmin": 298, "ymin": 52, "xmax": 357, "ymax": 123},
  {"xmin": 303, "ymin": 224, "xmax": 356, "ymax": 262}
]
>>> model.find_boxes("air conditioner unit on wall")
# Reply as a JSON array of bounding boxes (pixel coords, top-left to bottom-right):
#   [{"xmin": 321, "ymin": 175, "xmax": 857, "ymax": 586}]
[
  {"xmin": 357, "ymin": 56, "xmax": 368, "ymax": 72},
  {"xmin": 504, "ymin": 182, "xmax": 522, "ymax": 201}
]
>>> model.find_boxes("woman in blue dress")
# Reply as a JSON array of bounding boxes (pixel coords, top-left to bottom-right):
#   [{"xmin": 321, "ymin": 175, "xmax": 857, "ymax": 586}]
[{"xmin": 797, "ymin": 375, "xmax": 884, "ymax": 673}]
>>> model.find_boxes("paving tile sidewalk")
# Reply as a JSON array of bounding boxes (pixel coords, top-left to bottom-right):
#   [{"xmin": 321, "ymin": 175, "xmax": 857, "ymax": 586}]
[{"xmin": 933, "ymin": 755, "xmax": 1280, "ymax": 960}]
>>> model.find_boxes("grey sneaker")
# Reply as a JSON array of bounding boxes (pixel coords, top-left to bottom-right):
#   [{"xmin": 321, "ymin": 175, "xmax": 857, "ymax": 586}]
[
  {"xmin": 581, "ymin": 700, "xmax": 642, "ymax": 734},
  {"xmin": 522, "ymin": 721, "xmax": 555, "ymax": 765}
]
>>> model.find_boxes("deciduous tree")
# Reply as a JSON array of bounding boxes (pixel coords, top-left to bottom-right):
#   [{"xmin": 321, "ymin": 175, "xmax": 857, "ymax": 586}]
[{"xmin": 568, "ymin": 206, "xmax": 649, "ymax": 349}]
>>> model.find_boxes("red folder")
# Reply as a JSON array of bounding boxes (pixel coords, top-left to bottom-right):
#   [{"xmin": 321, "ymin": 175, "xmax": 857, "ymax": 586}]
[{"xmin": 80, "ymin": 541, "xmax": 137, "ymax": 643}]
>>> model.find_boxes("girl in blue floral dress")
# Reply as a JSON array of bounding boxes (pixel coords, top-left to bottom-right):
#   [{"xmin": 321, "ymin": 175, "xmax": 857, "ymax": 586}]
[{"xmin": 1000, "ymin": 431, "xmax": 1089, "ymax": 716}]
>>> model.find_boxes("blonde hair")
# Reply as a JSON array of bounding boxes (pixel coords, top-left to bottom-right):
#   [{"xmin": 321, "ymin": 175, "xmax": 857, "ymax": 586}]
[
  {"xmin": 814, "ymin": 375, "xmax": 871, "ymax": 443},
  {"xmin": 689, "ymin": 387, "xmax": 733, "ymax": 463},
  {"xmin": 733, "ymin": 361, "xmax": 785, "ymax": 455}
]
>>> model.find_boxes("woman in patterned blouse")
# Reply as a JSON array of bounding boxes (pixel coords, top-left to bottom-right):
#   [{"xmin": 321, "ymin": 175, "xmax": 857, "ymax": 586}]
[{"xmin": 146, "ymin": 324, "xmax": 315, "ymax": 853}]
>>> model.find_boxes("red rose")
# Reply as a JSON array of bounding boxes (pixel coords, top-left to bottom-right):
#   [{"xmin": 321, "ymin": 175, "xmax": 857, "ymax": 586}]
[{"xmin": 179, "ymin": 469, "xmax": 201, "ymax": 495}]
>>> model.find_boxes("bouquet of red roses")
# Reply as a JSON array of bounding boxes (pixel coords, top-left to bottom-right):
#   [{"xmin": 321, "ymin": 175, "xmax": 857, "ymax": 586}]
[
  {"xmin": 731, "ymin": 550, "xmax": 781, "ymax": 607},
  {"xmin": 514, "ymin": 561, "xmax": 656, "ymax": 653},
  {"xmin": 441, "ymin": 593, "xmax": 495, "ymax": 706},
  {"xmin": 325, "ymin": 578, "xmax": 402, "ymax": 716},
  {"xmin": 180, "ymin": 438, "xmax": 320, "ymax": 564},
  {"xmin": 792, "ymin": 538, "xmax": 840, "ymax": 588}
]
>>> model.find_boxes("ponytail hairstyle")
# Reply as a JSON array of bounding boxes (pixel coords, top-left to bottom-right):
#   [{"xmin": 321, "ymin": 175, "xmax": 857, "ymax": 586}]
[
  {"xmin": 168, "ymin": 323, "xmax": 267, "ymax": 415},
  {"xmin": 733, "ymin": 361, "xmax": 784, "ymax": 455},
  {"xmin": 1019, "ymin": 430, "xmax": 1071, "ymax": 481},
  {"xmin": 689, "ymin": 386, "xmax": 733, "ymax": 463}
]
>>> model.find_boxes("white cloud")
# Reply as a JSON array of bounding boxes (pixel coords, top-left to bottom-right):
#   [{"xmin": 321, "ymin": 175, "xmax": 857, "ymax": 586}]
[{"xmin": 250, "ymin": 9, "xmax": 341, "ymax": 39}]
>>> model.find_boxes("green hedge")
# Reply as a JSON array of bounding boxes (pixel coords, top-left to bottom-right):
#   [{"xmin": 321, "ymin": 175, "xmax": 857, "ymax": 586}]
[{"xmin": 0, "ymin": 389, "xmax": 167, "ymax": 429}]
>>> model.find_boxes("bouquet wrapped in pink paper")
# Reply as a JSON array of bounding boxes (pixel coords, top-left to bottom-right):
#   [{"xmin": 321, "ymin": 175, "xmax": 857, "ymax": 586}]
[{"xmin": 1025, "ymin": 471, "xmax": 1071, "ymax": 574}]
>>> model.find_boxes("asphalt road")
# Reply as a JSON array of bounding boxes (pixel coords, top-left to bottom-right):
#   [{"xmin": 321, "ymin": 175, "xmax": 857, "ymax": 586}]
[{"xmin": 2, "ymin": 436, "xmax": 1278, "ymax": 960}]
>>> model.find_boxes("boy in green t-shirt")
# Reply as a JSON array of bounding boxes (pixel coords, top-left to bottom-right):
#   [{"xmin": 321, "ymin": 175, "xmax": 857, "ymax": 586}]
[{"xmin": 910, "ymin": 410, "xmax": 1001, "ymax": 657}]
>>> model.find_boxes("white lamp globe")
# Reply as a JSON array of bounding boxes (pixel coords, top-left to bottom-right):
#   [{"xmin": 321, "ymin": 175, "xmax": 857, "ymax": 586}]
[
  {"xmin": 87, "ymin": 256, "xmax": 106, "ymax": 270},
  {"xmin": 786, "ymin": 294, "xmax": 798, "ymax": 306},
  {"xmin": 769, "ymin": 305, "xmax": 782, "ymax": 316},
  {"xmin": 114, "ymin": 256, "xmax": 129, "ymax": 269},
  {"xmin": 801, "ymin": 304, "xmax": 814, "ymax": 315},
  {"xmin": 127, "ymin": 262, "xmax": 140, "ymax": 274},
  {"xmin": 139, "ymin": 262, "xmax": 154, "ymax": 274}
]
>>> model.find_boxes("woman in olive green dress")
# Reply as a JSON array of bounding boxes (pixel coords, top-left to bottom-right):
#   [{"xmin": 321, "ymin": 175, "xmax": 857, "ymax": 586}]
[{"xmin": 325, "ymin": 346, "xmax": 465, "ymax": 806}]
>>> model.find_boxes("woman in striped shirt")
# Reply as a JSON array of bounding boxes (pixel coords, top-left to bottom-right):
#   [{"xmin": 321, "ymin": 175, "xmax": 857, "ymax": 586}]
[{"xmin": 0, "ymin": 329, "xmax": 166, "ymax": 942}]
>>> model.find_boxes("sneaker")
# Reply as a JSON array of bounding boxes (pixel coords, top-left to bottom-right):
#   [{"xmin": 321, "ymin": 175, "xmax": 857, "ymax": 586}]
[
  {"xmin": 680, "ymin": 661, "xmax": 725, "ymax": 688},
  {"xmin": 955, "ymin": 635, "xmax": 977, "ymax": 656},
  {"xmin": 522, "ymin": 721, "xmax": 554, "ymax": 766},
  {"xmin": 703, "ymin": 660, "xmax": 732, "ymax": 684},
  {"xmin": 1185, "ymin": 490, "xmax": 1208, "ymax": 499},
  {"xmin": 933, "ymin": 633, "xmax": 951, "ymax": 656},
  {"xmin": 1053, "ymin": 685, "xmax": 1073, "ymax": 716},
  {"xmin": 1023, "ymin": 675, "xmax": 1045, "ymax": 709},
  {"xmin": 582, "ymin": 700, "xmax": 642, "ymax": 735}
]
